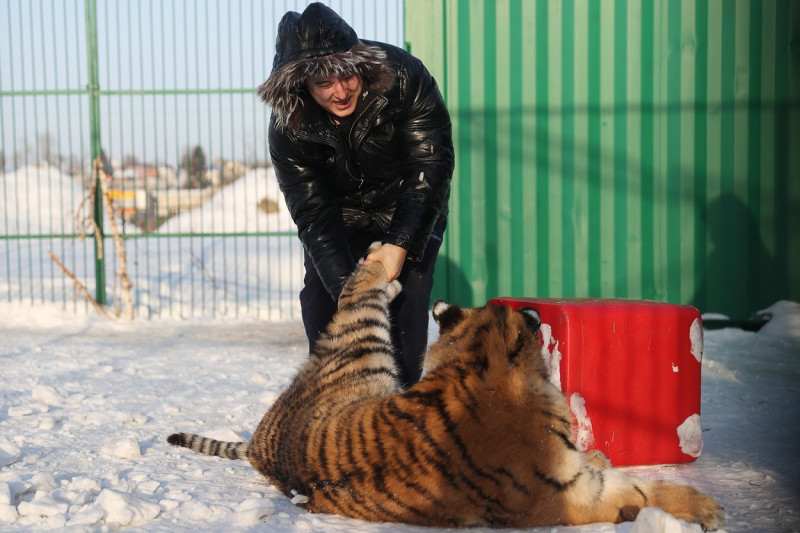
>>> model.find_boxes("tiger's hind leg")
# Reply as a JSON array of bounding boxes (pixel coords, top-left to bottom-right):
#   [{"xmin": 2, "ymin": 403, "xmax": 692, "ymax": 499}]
[{"xmin": 560, "ymin": 465, "xmax": 724, "ymax": 531}]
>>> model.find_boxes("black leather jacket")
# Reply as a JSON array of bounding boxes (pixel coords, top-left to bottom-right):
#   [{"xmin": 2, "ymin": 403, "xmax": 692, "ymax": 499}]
[{"xmin": 268, "ymin": 41, "xmax": 454, "ymax": 300}]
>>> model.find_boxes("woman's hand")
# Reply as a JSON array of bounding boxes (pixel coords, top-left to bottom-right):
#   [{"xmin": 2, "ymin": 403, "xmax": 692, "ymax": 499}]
[{"xmin": 365, "ymin": 243, "xmax": 408, "ymax": 282}]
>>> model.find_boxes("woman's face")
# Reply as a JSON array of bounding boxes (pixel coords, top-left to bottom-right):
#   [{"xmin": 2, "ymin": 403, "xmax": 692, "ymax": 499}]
[{"xmin": 306, "ymin": 74, "xmax": 363, "ymax": 118}]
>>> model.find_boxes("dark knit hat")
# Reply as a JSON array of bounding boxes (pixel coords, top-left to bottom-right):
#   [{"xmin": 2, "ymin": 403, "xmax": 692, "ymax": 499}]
[{"xmin": 257, "ymin": 3, "xmax": 394, "ymax": 130}]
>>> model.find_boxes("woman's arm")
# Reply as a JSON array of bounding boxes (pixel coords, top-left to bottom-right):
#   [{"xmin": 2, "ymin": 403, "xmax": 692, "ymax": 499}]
[
  {"xmin": 385, "ymin": 55, "xmax": 454, "ymax": 261},
  {"xmin": 269, "ymin": 123, "xmax": 356, "ymax": 300}
]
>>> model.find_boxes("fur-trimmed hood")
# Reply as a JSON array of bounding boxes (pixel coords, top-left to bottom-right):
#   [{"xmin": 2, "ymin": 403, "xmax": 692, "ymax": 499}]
[{"xmin": 257, "ymin": 3, "xmax": 395, "ymax": 131}]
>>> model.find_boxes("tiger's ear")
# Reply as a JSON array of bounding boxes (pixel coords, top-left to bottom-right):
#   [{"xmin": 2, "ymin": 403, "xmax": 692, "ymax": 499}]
[
  {"xmin": 519, "ymin": 307, "xmax": 542, "ymax": 333},
  {"xmin": 432, "ymin": 300, "xmax": 464, "ymax": 333}
]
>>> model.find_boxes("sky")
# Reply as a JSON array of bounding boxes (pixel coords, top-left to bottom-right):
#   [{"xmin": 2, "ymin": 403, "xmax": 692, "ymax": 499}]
[{"xmin": 0, "ymin": 0, "xmax": 404, "ymax": 170}]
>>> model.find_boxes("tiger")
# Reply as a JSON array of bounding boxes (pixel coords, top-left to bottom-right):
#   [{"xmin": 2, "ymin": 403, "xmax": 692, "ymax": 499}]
[{"xmin": 167, "ymin": 243, "xmax": 724, "ymax": 530}]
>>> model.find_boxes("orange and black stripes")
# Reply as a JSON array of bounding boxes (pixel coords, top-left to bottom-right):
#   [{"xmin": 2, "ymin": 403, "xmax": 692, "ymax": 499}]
[{"xmin": 168, "ymin": 256, "xmax": 724, "ymax": 531}]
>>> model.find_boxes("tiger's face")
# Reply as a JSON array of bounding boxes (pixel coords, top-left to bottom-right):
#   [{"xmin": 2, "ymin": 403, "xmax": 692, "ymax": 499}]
[{"xmin": 423, "ymin": 301, "xmax": 543, "ymax": 379}]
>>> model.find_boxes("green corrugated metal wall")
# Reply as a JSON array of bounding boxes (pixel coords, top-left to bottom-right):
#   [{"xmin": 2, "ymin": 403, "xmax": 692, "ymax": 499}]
[{"xmin": 406, "ymin": 0, "xmax": 799, "ymax": 319}]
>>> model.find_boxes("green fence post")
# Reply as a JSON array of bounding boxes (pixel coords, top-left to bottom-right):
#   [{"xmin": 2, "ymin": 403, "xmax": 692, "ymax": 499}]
[{"xmin": 85, "ymin": 0, "xmax": 105, "ymax": 305}]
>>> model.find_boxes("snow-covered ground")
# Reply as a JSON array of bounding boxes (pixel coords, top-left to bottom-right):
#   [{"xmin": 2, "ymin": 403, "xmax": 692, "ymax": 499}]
[
  {"xmin": 0, "ymin": 300, "xmax": 798, "ymax": 532},
  {"xmin": 2, "ymin": 165, "xmax": 800, "ymax": 531},
  {"xmin": 1, "ymin": 165, "xmax": 304, "ymax": 320}
]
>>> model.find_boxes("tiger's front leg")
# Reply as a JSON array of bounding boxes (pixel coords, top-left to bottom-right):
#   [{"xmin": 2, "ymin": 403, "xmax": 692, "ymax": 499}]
[{"xmin": 337, "ymin": 243, "xmax": 402, "ymax": 310}]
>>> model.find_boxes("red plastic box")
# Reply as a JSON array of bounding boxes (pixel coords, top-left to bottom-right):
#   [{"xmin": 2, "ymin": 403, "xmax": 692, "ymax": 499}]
[{"xmin": 487, "ymin": 297, "xmax": 704, "ymax": 466}]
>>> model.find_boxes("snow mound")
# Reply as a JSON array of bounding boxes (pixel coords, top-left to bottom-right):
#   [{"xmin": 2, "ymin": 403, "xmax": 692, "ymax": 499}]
[
  {"xmin": 758, "ymin": 300, "xmax": 800, "ymax": 342},
  {"xmin": 158, "ymin": 167, "xmax": 295, "ymax": 234},
  {"xmin": 0, "ymin": 164, "xmax": 87, "ymax": 235}
]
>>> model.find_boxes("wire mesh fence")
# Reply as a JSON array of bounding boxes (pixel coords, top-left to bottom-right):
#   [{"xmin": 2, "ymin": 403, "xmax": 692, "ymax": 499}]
[{"xmin": 1, "ymin": 0, "xmax": 404, "ymax": 319}]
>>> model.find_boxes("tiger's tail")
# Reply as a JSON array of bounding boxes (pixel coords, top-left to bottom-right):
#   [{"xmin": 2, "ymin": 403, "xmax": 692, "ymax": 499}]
[{"xmin": 167, "ymin": 432, "xmax": 249, "ymax": 460}]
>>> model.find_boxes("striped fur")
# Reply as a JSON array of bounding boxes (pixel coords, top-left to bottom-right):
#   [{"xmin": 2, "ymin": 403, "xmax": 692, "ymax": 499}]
[
  {"xmin": 166, "ymin": 432, "xmax": 248, "ymax": 460},
  {"xmin": 168, "ymin": 247, "xmax": 724, "ymax": 530}
]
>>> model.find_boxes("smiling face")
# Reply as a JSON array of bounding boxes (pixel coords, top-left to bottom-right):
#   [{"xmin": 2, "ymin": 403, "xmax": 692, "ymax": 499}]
[{"xmin": 306, "ymin": 74, "xmax": 363, "ymax": 118}]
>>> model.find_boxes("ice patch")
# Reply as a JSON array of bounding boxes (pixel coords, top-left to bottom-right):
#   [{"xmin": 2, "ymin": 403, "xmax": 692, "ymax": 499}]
[
  {"xmin": 677, "ymin": 414, "xmax": 704, "ymax": 458},
  {"xmin": 690, "ymin": 318, "xmax": 703, "ymax": 363},
  {"xmin": 631, "ymin": 506, "xmax": 704, "ymax": 532},
  {"xmin": 539, "ymin": 322, "xmax": 562, "ymax": 390},
  {"xmin": 569, "ymin": 393, "xmax": 595, "ymax": 452}
]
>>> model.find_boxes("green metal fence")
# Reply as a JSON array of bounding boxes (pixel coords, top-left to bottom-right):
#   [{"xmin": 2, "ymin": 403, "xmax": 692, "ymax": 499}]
[
  {"xmin": 1, "ymin": 0, "xmax": 403, "ymax": 319},
  {"xmin": 408, "ymin": 0, "xmax": 800, "ymax": 320}
]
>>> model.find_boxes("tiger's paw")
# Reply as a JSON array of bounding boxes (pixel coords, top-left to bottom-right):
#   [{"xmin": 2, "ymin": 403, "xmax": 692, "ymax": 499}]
[
  {"xmin": 366, "ymin": 241, "xmax": 383, "ymax": 255},
  {"xmin": 690, "ymin": 493, "xmax": 725, "ymax": 531},
  {"xmin": 654, "ymin": 482, "xmax": 725, "ymax": 531},
  {"xmin": 585, "ymin": 449, "xmax": 611, "ymax": 470},
  {"xmin": 386, "ymin": 280, "xmax": 402, "ymax": 302}
]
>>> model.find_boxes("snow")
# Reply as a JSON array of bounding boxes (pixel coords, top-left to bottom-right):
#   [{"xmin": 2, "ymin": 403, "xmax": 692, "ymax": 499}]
[
  {"xmin": 0, "ymin": 165, "xmax": 88, "ymax": 236},
  {"xmin": 690, "ymin": 318, "xmax": 703, "ymax": 363},
  {"xmin": 540, "ymin": 322, "xmax": 563, "ymax": 390},
  {"xmin": 676, "ymin": 414, "xmax": 703, "ymax": 459},
  {"xmin": 0, "ymin": 302, "xmax": 798, "ymax": 532},
  {"xmin": 569, "ymin": 393, "xmax": 596, "ymax": 453},
  {"xmin": 1, "ymin": 165, "xmax": 304, "ymax": 319},
  {"xmin": 157, "ymin": 167, "xmax": 295, "ymax": 234},
  {"xmin": 1, "ymin": 166, "xmax": 799, "ymax": 531}
]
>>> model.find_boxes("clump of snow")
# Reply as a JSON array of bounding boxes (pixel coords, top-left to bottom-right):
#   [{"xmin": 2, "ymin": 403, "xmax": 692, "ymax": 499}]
[
  {"xmin": 31, "ymin": 384, "xmax": 66, "ymax": 406},
  {"xmin": 0, "ymin": 482, "xmax": 11, "ymax": 505},
  {"xmin": 101, "ymin": 436, "xmax": 142, "ymax": 459},
  {"xmin": 630, "ymin": 507, "xmax": 704, "ymax": 533},
  {"xmin": 234, "ymin": 498, "xmax": 277, "ymax": 525},
  {"xmin": 97, "ymin": 488, "xmax": 161, "ymax": 526},
  {"xmin": 690, "ymin": 318, "xmax": 704, "ymax": 363},
  {"xmin": 0, "ymin": 443, "xmax": 21, "ymax": 468},
  {"xmin": 290, "ymin": 490, "xmax": 310, "ymax": 505},
  {"xmin": 569, "ymin": 393, "xmax": 595, "ymax": 452},
  {"xmin": 677, "ymin": 414, "xmax": 704, "ymax": 458},
  {"xmin": 539, "ymin": 322, "xmax": 563, "ymax": 390}
]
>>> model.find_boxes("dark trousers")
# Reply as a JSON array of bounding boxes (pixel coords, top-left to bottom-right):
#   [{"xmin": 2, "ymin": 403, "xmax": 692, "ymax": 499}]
[{"xmin": 299, "ymin": 222, "xmax": 445, "ymax": 388}]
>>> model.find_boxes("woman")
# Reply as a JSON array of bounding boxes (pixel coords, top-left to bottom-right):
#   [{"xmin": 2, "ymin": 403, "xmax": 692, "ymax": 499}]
[{"xmin": 258, "ymin": 2, "xmax": 454, "ymax": 387}]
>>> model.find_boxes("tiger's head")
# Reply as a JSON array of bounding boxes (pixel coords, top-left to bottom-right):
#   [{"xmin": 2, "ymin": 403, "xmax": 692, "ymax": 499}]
[{"xmin": 423, "ymin": 301, "xmax": 544, "ymax": 386}]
